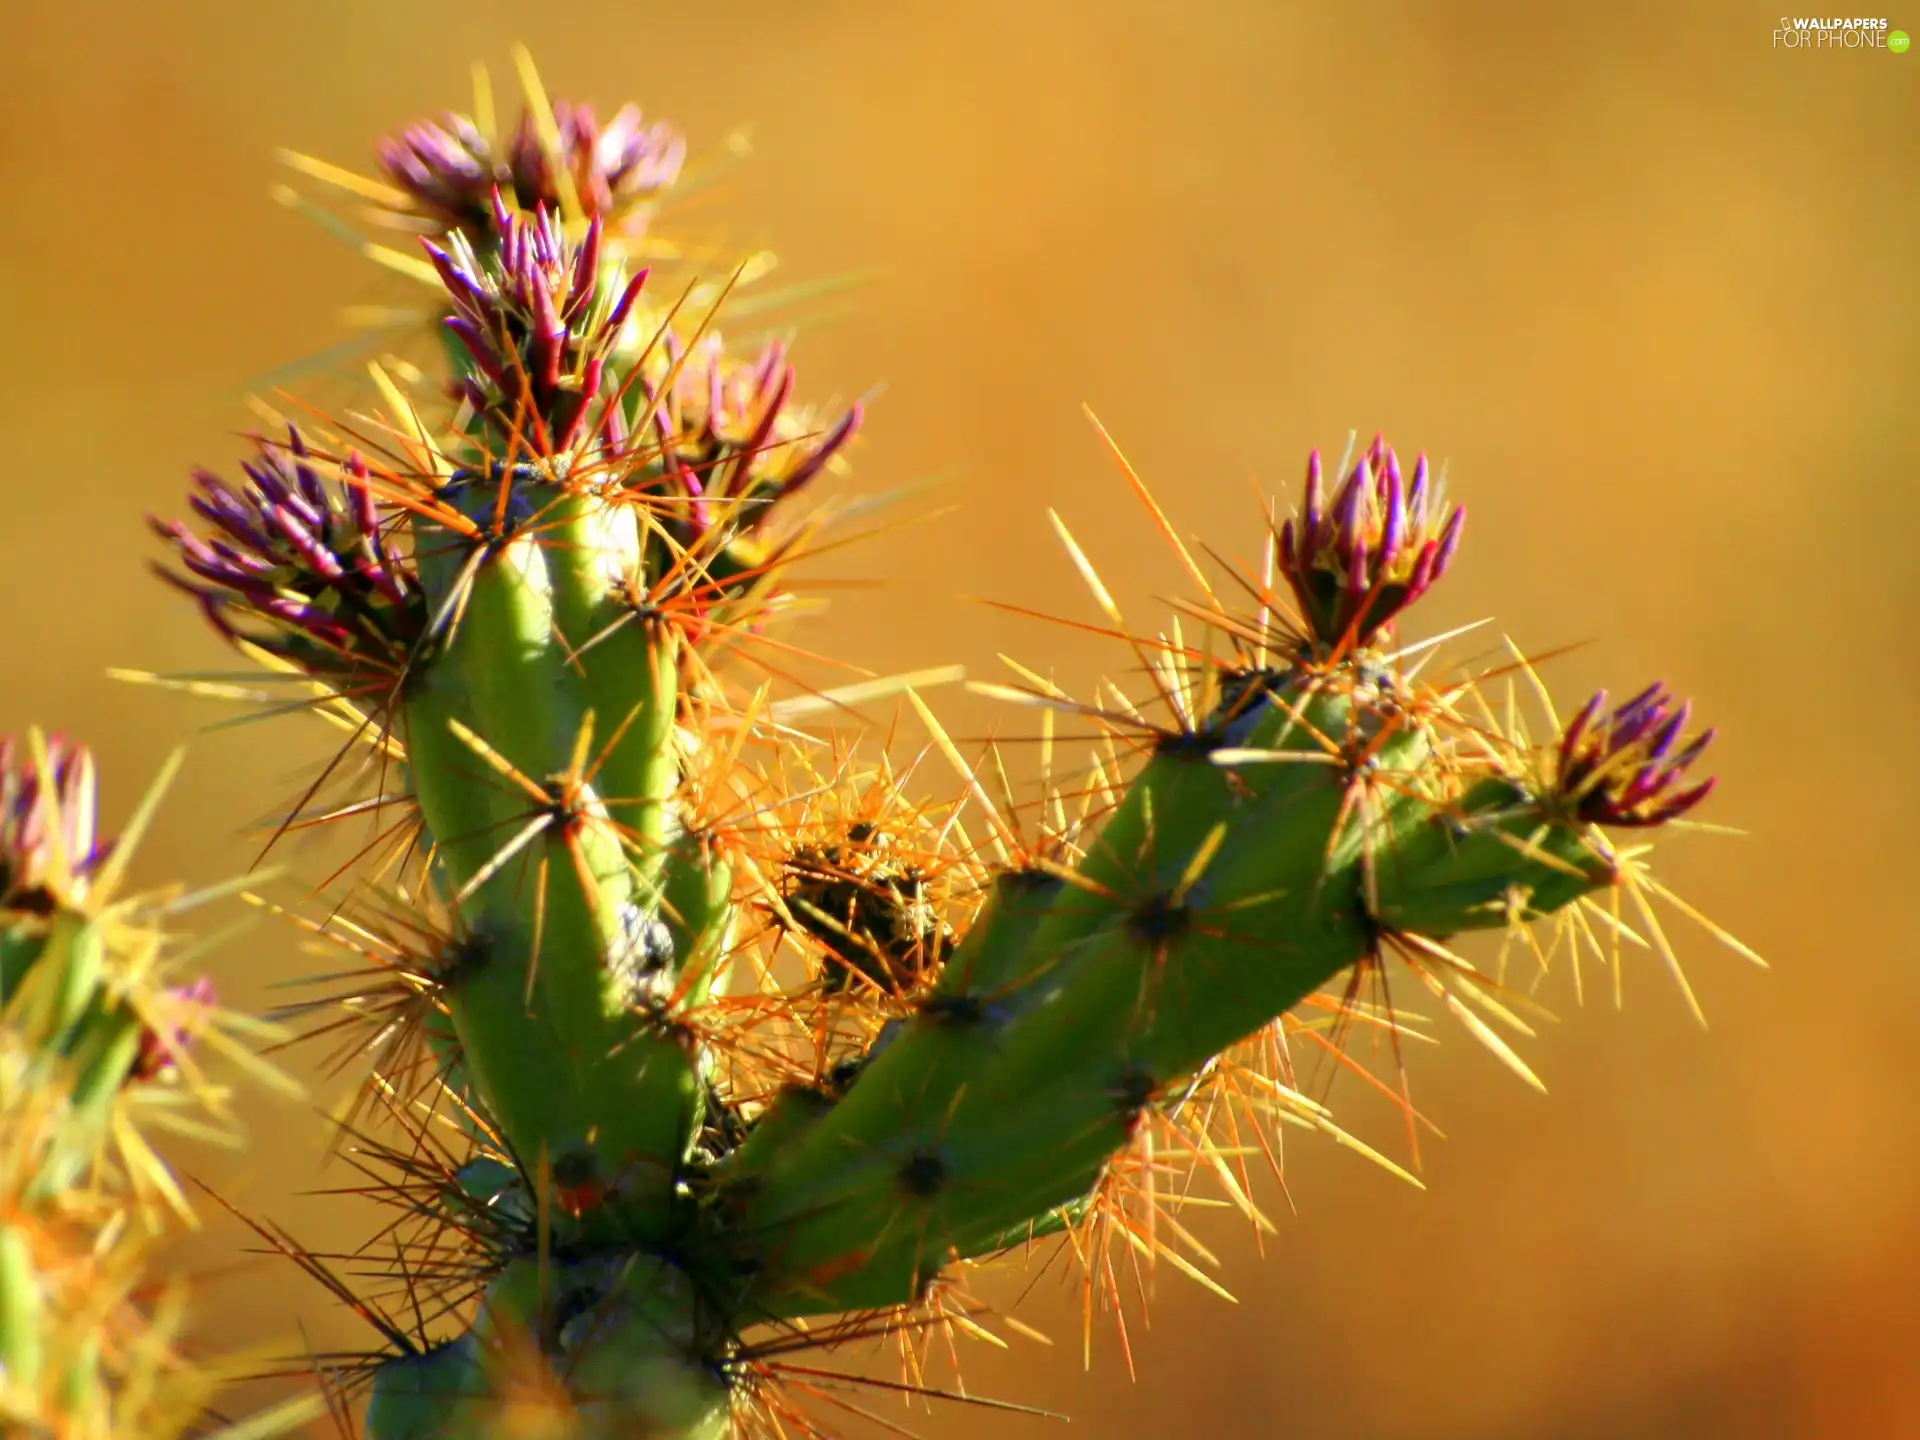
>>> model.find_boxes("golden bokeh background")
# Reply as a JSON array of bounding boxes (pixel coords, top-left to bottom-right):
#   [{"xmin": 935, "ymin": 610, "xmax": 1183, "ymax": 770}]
[{"xmin": 3, "ymin": 2, "xmax": 1916, "ymax": 1436}]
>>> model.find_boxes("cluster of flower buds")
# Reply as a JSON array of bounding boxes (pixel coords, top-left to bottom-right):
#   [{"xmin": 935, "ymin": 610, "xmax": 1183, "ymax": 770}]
[
  {"xmin": 378, "ymin": 100, "xmax": 685, "ymax": 240},
  {"xmin": 1279, "ymin": 434, "xmax": 1465, "ymax": 651},
  {"xmin": 425, "ymin": 198, "xmax": 646, "ymax": 453},
  {"xmin": 1555, "ymin": 684, "xmax": 1717, "ymax": 827},
  {"xmin": 150, "ymin": 430, "xmax": 421, "ymax": 676},
  {"xmin": 0, "ymin": 732, "xmax": 108, "ymax": 904},
  {"xmin": 632, "ymin": 332, "xmax": 862, "ymax": 557}
]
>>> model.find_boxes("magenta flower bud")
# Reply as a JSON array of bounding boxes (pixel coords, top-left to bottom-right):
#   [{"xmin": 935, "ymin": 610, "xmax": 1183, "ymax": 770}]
[
  {"xmin": 771, "ymin": 401, "xmax": 864, "ymax": 511},
  {"xmin": 605, "ymin": 269, "xmax": 649, "ymax": 335},
  {"xmin": 568, "ymin": 217, "xmax": 604, "ymax": 314},
  {"xmin": 503, "ymin": 100, "xmax": 684, "ymax": 229},
  {"xmin": 374, "ymin": 100, "xmax": 684, "ymax": 242},
  {"xmin": 150, "ymin": 430, "xmax": 423, "ymax": 677},
  {"xmin": 1556, "ymin": 684, "xmax": 1717, "ymax": 827},
  {"xmin": 1279, "ymin": 435, "xmax": 1465, "ymax": 651},
  {"xmin": 629, "ymin": 338, "xmax": 863, "ymax": 549},
  {"xmin": 426, "ymin": 199, "xmax": 643, "ymax": 455},
  {"xmin": 1406, "ymin": 452, "xmax": 1431, "ymax": 525},
  {"xmin": 1, "ymin": 733, "xmax": 109, "ymax": 904},
  {"xmin": 1299, "ymin": 448, "xmax": 1325, "ymax": 556}
]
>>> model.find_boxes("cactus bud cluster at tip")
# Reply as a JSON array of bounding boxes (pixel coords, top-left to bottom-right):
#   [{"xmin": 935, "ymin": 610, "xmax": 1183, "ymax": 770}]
[
  {"xmin": 1557, "ymin": 682, "xmax": 1717, "ymax": 827},
  {"xmin": 153, "ymin": 178, "xmax": 864, "ymax": 689},
  {"xmin": 0, "ymin": 733, "xmax": 235, "ymax": 1145},
  {"xmin": 0, "ymin": 732, "xmax": 109, "ymax": 902},
  {"xmin": 421, "ymin": 195, "xmax": 864, "ymax": 554},
  {"xmin": 124, "ymin": 62, "xmax": 1748, "ymax": 1440},
  {"xmin": 1280, "ymin": 432, "xmax": 1465, "ymax": 650},
  {"xmin": 149, "ymin": 430, "xmax": 422, "ymax": 675},
  {"xmin": 639, "ymin": 331, "xmax": 864, "ymax": 540},
  {"xmin": 425, "ymin": 198, "xmax": 646, "ymax": 452},
  {"xmin": 379, "ymin": 99, "xmax": 685, "ymax": 239}
]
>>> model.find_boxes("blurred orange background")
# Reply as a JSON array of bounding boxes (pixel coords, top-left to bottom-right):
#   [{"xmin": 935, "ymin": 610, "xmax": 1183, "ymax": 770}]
[{"xmin": 2, "ymin": 2, "xmax": 1916, "ymax": 1436}]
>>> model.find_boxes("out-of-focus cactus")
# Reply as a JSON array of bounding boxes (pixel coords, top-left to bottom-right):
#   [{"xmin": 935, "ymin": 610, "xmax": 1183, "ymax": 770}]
[
  {"xmin": 128, "ymin": 56, "xmax": 1754, "ymax": 1440},
  {"xmin": 0, "ymin": 734, "xmax": 299, "ymax": 1437}
]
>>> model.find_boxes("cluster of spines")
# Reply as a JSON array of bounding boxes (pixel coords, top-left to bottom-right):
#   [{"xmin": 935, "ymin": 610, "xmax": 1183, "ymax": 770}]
[{"xmin": 138, "ymin": 63, "xmax": 1747, "ymax": 1440}]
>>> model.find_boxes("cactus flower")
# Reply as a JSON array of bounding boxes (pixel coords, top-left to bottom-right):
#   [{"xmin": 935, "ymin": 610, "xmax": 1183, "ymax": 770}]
[
  {"xmin": 1556, "ymin": 683, "xmax": 1717, "ymax": 827},
  {"xmin": 149, "ymin": 430, "xmax": 423, "ymax": 676},
  {"xmin": 425, "ymin": 198, "xmax": 647, "ymax": 452},
  {"xmin": 1279, "ymin": 433, "xmax": 1465, "ymax": 651},
  {"xmin": 0, "ymin": 731, "xmax": 108, "ymax": 902},
  {"xmin": 378, "ymin": 99, "xmax": 685, "ymax": 239}
]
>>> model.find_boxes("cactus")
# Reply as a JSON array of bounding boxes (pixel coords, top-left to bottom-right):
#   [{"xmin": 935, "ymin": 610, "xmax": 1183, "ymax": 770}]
[
  {"xmin": 0, "ymin": 733, "xmax": 304, "ymax": 1437},
  {"xmin": 10, "ymin": 52, "xmax": 1757, "ymax": 1440}
]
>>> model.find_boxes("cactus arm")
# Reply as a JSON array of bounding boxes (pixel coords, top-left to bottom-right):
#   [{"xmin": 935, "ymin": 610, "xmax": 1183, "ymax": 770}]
[
  {"xmin": 1368, "ymin": 775, "xmax": 1611, "ymax": 934},
  {"xmin": 390, "ymin": 218, "xmax": 712, "ymax": 1216},
  {"xmin": 730, "ymin": 667, "xmax": 1631, "ymax": 1316},
  {"xmin": 403, "ymin": 484, "xmax": 702, "ymax": 1220}
]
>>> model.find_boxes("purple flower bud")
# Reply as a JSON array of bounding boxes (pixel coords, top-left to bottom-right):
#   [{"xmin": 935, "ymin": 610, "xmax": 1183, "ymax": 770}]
[
  {"xmin": 1555, "ymin": 684, "xmax": 1717, "ymax": 827},
  {"xmin": 606, "ymin": 269, "xmax": 649, "ymax": 335},
  {"xmin": 425, "ymin": 201, "xmax": 645, "ymax": 456},
  {"xmin": 1299, "ymin": 450, "xmax": 1324, "ymax": 561},
  {"xmin": 1379, "ymin": 466, "xmax": 1406, "ymax": 570},
  {"xmin": 1, "ymin": 733, "xmax": 110, "ymax": 903},
  {"xmin": 1406, "ymin": 452, "xmax": 1430, "ymax": 526},
  {"xmin": 1432, "ymin": 507, "xmax": 1465, "ymax": 576},
  {"xmin": 370, "ymin": 105, "xmax": 658, "ymax": 244},
  {"xmin": 152, "ymin": 432, "xmax": 423, "ymax": 677},
  {"xmin": 568, "ymin": 217, "xmax": 604, "ymax": 315},
  {"xmin": 774, "ymin": 401, "xmax": 864, "ymax": 508},
  {"xmin": 736, "ymin": 365, "xmax": 797, "ymax": 482},
  {"xmin": 1279, "ymin": 438, "xmax": 1465, "ymax": 651}
]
